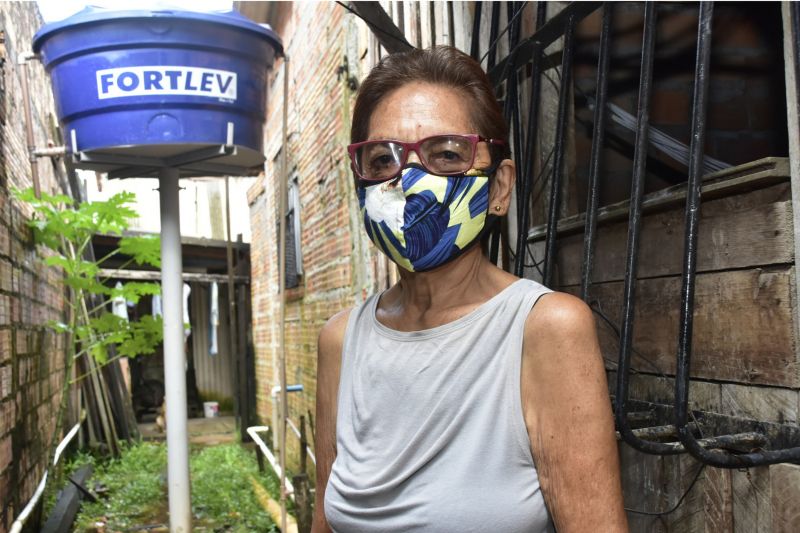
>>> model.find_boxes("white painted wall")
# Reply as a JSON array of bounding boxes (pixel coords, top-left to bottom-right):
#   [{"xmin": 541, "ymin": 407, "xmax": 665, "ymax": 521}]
[{"xmin": 82, "ymin": 171, "xmax": 256, "ymax": 242}]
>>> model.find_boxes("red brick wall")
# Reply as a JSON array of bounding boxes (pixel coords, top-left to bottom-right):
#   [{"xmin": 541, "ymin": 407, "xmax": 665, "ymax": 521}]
[
  {"xmin": 0, "ymin": 4, "xmax": 70, "ymax": 531},
  {"xmin": 248, "ymin": 3, "xmax": 389, "ymax": 475}
]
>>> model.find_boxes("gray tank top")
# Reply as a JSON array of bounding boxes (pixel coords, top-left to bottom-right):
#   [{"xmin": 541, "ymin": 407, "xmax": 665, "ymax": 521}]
[{"xmin": 325, "ymin": 279, "xmax": 555, "ymax": 533}]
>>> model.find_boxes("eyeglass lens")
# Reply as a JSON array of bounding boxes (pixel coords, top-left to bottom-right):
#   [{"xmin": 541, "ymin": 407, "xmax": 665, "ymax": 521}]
[{"xmin": 356, "ymin": 135, "xmax": 475, "ymax": 181}]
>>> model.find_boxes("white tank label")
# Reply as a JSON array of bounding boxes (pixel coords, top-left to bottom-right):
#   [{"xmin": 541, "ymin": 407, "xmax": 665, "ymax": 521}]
[{"xmin": 96, "ymin": 66, "xmax": 237, "ymax": 101}]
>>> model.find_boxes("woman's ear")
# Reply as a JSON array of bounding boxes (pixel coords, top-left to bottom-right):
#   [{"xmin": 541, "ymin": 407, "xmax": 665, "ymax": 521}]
[{"xmin": 488, "ymin": 158, "xmax": 516, "ymax": 216}]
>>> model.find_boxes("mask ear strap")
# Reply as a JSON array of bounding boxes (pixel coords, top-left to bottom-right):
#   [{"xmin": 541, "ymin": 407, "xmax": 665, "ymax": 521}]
[
  {"xmin": 485, "ymin": 159, "xmax": 502, "ymax": 177},
  {"xmin": 466, "ymin": 158, "xmax": 502, "ymax": 178}
]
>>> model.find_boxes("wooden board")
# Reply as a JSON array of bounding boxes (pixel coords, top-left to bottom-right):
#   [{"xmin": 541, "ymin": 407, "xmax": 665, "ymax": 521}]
[
  {"xmin": 720, "ymin": 383, "xmax": 799, "ymax": 425},
  {"xmin": 702, "ymin": 467, "xmax": 733, "ymax": 533},
  {"xmin": 770, "ymin": 463, "xmax": 800, "ymax": 532},
  {"xmin": 555, "ymin": 197, "xmax": 793, "ymax": 286},
  {"xmin": 566, "ymin": 267, "xmax": 799, "ymax": 387},
  {"xmin": 528, "ymin": 157, "xmax": 791, "ymax": 241},
  {"xmin": 732, "ymin": 467, "xmax": 772, "ymax": 533},
  {"xmin": 618, "ymin": 451, "xmax": 800, "ymax": 533},
  {"xmin": 41, "ymin": 464, "xmax": 93, "ymax": 533},
  {"xmin": 619, "ymin": 444, "xmax": 668, "ymax": 532},
  {"xmin": 619, "ymin": 445, "xmax": 710, "ymax": 532},
  {"xmin": 450, "ymin": 1, "xmax": 472, "ymax": 53},
  {"xmin": 627, "ymin": 373, "xmax": 722, "ymax": 413}
]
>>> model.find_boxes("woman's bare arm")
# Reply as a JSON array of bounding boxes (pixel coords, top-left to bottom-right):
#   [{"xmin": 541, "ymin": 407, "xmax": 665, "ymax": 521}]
[
  {"xmin": 311, "ymin": 309, "xmax": 350, "ymax": 533},
  {"xmin": 522, "ymin": 292, "xmax": 628, "ymax": 532}
]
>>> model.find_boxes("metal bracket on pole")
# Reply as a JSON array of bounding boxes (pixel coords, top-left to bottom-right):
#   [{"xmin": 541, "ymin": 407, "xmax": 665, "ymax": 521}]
[{"xmin": 69, "ymin": 122, "xmax": 250, "ymax": 178}]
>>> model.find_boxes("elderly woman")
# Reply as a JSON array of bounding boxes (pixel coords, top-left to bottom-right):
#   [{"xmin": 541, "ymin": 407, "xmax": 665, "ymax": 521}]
[{"xmin": 313, "ymin": 46, "xmax": 627, "ymax": 532}]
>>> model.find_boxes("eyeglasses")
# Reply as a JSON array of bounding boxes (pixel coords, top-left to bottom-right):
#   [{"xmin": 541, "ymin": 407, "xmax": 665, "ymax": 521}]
[{"xmin": 347, "ymin": 134, "xmax": 505, "ymax": 182}]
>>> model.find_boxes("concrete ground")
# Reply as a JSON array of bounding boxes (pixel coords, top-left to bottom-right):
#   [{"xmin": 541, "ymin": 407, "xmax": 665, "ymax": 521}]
[{"xmin": 139, "ymin": 415, "xmax": 238, "ymax": 445}]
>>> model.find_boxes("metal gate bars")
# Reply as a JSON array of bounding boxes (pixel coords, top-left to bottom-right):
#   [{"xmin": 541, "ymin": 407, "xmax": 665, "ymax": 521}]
[{"xmin": 481, "ymin": 1, "xmax": 800, "ymax": 467}]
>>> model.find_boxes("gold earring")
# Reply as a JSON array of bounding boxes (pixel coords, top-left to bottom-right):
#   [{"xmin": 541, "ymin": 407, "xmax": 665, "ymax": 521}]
[{"xmin": 494, "ymin": 205, "xmax": 502, "ymax": 212}]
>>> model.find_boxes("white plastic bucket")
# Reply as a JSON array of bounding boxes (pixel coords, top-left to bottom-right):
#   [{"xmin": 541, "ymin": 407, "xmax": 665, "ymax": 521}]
[{"xmin": 203, "ymin": 401, "xmax": 219, "ymax": 418}]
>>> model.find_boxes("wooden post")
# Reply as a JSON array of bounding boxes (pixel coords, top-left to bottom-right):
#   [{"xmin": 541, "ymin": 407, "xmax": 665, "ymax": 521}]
[
  {"xmin": 225, "ymin": 176, "xmax": 240, "ymax": 432},
  {"xmin": 237, "ymin": 272, "xmax": 250, "ymax": 441},
  {"xmin": 293, "ymin": 416, "xmax": 313, "ymax": 533},
  {"xmin": 782, "ymin": 1, "xmax": 800, "ymax": 385}
]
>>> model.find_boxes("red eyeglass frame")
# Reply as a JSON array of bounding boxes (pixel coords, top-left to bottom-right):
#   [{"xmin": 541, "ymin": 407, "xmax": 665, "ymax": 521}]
[{"xmin": 347, "ymin": 133, "xmax": 505, "ymax": 182}]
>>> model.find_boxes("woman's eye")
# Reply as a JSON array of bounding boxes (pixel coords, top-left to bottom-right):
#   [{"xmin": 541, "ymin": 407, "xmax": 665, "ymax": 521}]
[
  {"xmin": 369, "ymin": 154, "xmax": 395, "ymax": 169},
  {"xmin": 430, "ymin": 150, "xmax": 466, "ymax": 162}
]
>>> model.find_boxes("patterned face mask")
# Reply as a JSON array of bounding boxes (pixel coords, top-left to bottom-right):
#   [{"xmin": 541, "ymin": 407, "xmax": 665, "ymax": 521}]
[{"xmin": 357, "ymin": 166, "xmax": 490, "ymax": 272}]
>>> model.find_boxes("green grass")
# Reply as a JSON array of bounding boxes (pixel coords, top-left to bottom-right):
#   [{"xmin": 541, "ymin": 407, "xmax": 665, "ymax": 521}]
[
  {"xmin": 72, "ymin": 442, "xmax": 282, "ymax": 532},
  {"xmin": 74, "ymin": 442, "xmax": 168, "ymax": 531},
  {"xmin": 191, "ymin": 444, "xmax": 280, "ymax": 532}
]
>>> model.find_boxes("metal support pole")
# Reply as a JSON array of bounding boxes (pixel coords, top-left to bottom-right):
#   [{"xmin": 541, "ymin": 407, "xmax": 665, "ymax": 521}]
[
  {"xmin": 542, "ymin": 15, "xmax": 576, "ymax": 287},
  {"xmin": 470, "ymin": 2, "xmax": 483, "ymax": 60},
  {"xmin": 487, "ymin": 2, "xmax": 502, "ymax": 71},
  {"xmin": 613, "ymin": 2, "xmax": 681, "ymax": 456},
  {"xmin": 506, "ymin": 2, "xmax": 523, "ymax": 221},
  {"xmin": 159, "ymin": 166, "xmax": 192, "ymax": 532},
  {"xmin": 580, "ymin": 3, "xmax": 612, "ymax": 301},
  {"xmin": 278, "ymin": 56, "xmax": 290, "ymax": 533},
  {"xmin": 514, "ymin": 2, "xmax": 547, "ymax": 278}
]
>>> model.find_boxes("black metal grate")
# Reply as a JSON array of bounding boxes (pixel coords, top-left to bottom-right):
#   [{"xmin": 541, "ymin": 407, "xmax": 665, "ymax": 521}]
[{"xmin": 479, "ymin": 1, "xmax": 800, "ymax": 467}]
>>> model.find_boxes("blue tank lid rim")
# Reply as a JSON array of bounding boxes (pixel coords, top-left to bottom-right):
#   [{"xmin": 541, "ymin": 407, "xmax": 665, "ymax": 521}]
[{"xmin": 33, "ymin": 7, "xmax": 283, "ymax": 55}]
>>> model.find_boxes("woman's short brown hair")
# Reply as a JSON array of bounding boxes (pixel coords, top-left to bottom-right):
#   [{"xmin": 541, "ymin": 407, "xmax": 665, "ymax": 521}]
[{"xmin": 351, "ymin": 46, "xmax": 510, "ymax": 161}]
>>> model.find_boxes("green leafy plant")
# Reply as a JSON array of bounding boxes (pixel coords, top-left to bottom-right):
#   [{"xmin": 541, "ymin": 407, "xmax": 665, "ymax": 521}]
[
  {"xmin": 15, "ymin": 188, "xmax": 163, "ymax": 371},
  {"xmin": 14, "ymin": 187, "xmax": 166, "ymax": 525}
]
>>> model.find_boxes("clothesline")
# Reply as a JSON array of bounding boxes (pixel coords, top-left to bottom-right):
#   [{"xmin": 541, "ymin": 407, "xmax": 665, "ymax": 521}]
[{"xmin": 98, "ymin": 268, "xmax": 248, "ymax": 284}]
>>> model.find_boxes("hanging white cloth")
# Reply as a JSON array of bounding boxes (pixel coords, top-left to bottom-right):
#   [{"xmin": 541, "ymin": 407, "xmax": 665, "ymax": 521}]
[
  {"xmin": 183, "ymin": 283, "xmax": 192, "ymax": 338},
  {"xmin": 209, "ymin": 282, "xmax": 219, "ymax": 355},
  {"xmin": 112, "ymin": 281, "xmax": 129, "ymax": 321},
  {"xmin": 152, "ymin": 292, "xmax": 163, "ymax": 318}
]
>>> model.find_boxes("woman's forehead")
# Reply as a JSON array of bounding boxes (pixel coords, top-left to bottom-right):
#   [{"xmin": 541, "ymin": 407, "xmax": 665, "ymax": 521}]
[{"xmin": 367, "ymin": 82, "xmax": 474, "ymax": 140}]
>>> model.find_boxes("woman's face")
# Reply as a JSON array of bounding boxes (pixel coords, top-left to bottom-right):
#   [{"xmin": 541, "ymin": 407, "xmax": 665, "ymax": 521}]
[
  {"xmin": 366, "ymin": 82, "xmax": 493, "ymax": 170},
  {"xmin": 357, "ymin": 81, "xmax": 514, "ymax": 273}
]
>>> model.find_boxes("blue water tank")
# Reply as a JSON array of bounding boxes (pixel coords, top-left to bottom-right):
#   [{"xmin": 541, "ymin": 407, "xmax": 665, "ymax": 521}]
[{"xmin": 33, "ymin": 7, "xmax": 283, "ymax": 177}]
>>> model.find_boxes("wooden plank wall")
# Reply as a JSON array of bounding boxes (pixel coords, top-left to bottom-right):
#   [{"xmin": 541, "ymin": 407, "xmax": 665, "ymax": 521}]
[
  {"xmin": 518, "ymin": 3, "xmax": 800, "ymax": 528},
  {"xmin": 556, "ymin": 165, "xmax": 799, "ymax": 530},
  {"xmin": 362, "ymin": 3, "xmax": 800, "ymax": 531}
]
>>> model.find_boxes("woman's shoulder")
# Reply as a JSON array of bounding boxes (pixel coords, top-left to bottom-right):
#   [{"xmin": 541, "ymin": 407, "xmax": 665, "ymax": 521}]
[
  {"xmin": 524, "ymin": 290, "xmax": 598, "ymax": 363},
  {"xmin": 318, "ymin": 308, "xmax": 354, "ymax": 359}
]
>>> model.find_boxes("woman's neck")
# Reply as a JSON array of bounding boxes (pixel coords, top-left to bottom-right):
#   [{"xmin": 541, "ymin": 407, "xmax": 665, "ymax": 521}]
[
  {"xmin": 381, "ymin": 244, "xmax": 517, "ymax": 329},
  {"xmin": 397, "ymin": 246, "xmax": 486, "ymax": 307}
]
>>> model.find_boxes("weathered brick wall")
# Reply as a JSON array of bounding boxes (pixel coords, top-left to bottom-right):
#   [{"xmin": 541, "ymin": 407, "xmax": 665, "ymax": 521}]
[
  {"xmin": 0, "ymin": 3, "xmax": 69, "ymax": 531},
  {"xmin": 247, "ymin": 3, "xmax": 386, "ymax": 475}
]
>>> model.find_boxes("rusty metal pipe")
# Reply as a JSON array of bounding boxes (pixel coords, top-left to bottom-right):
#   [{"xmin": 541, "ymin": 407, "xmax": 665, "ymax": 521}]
[
  {"xmin": 18, "ymin": 53, "xmax": 41, "ymax": 197},
  {"xmin": 32, "ymin": 146, "xmax": 67, "ymax": 158}
]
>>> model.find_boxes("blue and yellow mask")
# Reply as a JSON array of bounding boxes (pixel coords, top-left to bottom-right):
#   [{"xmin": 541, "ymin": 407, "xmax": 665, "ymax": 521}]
[{"xmin": 357, "ymin": 166, "xmax": 491, "ymax": 272}]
